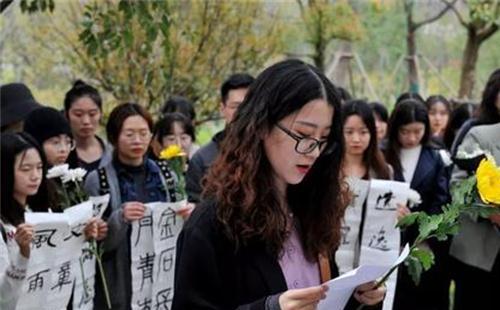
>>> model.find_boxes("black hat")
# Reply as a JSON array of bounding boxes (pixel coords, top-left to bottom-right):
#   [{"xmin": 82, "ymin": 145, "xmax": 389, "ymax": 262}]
[
  {"xmin": 1, "ymin": 83, "xmax": 41, "ymax": 128},
  {"xmin": 24, "ymin": 107, "xmax": 72, "ymax": 145}
]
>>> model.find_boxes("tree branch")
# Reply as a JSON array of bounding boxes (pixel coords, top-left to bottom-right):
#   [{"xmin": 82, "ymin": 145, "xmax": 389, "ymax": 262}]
[
  {"xmin": 414, "ymin": 0, "xmax": 457, "ymax": 30},
  {"xmin": 477, "ymin": 23, "xmax": 499, "ymax": 42},
  {"xmin": 440, "ymin": 0, "xmax": 468, "ymax": 28}
]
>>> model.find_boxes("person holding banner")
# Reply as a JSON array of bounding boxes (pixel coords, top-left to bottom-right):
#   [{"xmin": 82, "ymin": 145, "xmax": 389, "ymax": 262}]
[
  {"xmin": 384, "ymin": 99, "xmax": 450, "ymax": 310},
  {"xmin": 84, "ymin": 103, "xmax": 182, "ymax": 310},
  {"xmin": 173, "ymin": 59, "xmax": 386, "ymax": 309},
  {"xmin": 0, "ymin": 132, "xmax": 48, "ymax": 309}
]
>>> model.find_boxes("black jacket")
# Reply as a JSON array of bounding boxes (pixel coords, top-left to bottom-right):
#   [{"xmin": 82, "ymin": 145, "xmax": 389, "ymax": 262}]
[
  {"xmin": 185, "ymin": 131, "xmax": 225, "ymax": 203},
  {"xmin": 392, "ymin": 146, "xmax": 451, "ymax": 310},
  {"xmin": 172, "ymin": 200, "xmax": 379, "ymax": 310}
]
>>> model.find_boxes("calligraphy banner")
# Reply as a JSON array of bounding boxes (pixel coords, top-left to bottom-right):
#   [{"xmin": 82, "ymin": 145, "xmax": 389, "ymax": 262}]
[
  {"xmin": 360, "ymin": 180, "xmax": 409, "ymax": 310},
  {"xmin": 18, "ymin": 201, "xmax": 93, "ymax": 310},
  {"xmin": 130, "ymin": 201, "xmax": 185, "ymax": 310},
  {"xmin": 335, "ymin": 179, "xmax": 410, "ymax": 310},
  {"xmin": 335, "ymin": 177, "xmax": 370, "ymax": 274}
]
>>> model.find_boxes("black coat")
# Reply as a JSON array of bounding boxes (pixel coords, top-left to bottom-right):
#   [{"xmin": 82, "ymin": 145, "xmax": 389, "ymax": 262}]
[
  {"xmin": 392, "ymin": 146, "xmax": 451, "ymax": 310},
  {"xmin": 172, "ymin": 200, "xmax": 378, "ymax": 310}
]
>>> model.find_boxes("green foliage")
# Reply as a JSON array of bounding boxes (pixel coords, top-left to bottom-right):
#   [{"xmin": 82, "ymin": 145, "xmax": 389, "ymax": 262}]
[
  {"xmin": 468, "ymin": 0, "xmax": 500, "ymax": 25},
  {"xmin": 20, "ymin": 0, "xmax": 54, "ymax": 13},
  {"xmin": 395, "ymin": 174, "xmax": 500, "ymax": 284},
  {"xmin": 76, "ymin": 0, "xmax": 284, "ymax": 121}
]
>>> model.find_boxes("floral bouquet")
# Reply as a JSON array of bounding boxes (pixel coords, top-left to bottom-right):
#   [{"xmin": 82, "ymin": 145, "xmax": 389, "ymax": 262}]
[
  {"xmin": 357, "ymin": 155, "xmax": 499, "ymax": 309},
  {"xmin": 47, "ymin": 164, "xmax": 88, "ymax": 210},
  {"xmin": 46, "ymin": 164, "xmax": 111, "ymax": 309},
  {"xmin": 397, "ymin": 155, "xmax": 500, "ymax": 284}
]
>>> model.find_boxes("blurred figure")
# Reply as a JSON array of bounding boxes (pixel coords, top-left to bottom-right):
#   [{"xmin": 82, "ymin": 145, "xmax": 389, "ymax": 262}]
[
  {"xmin": 64, "ymin": 80, "xmax": 112, "ymax": 171},
  {"xmin": 155, "ymin": 112, "xmax": 199, "ymax": 160},
  {"xmin": 161, "ymin": 95, "xmax": 196, "ymax": 122},
  {"xmin": 24, "ymin": 107, "xmax": 73, "ymax": 167},
  {"xmin": 426, "ymin": 95, "xmax": 451, "ymax": 148},
  {"xmin": 395, "ymin": 92, "xmax": 425, "ymax": 105},
  {"xmin": 451, "ymin": 68, "xmax": 500, "ymax": 156},
  {"xmin": 443, "ymin": 102, "xmax": 476, "ymax": 151},
  {"xmin": 370, "ymin": 101, "xmax": 389, "ymax": 143},
  {"xmin": 186, "ymin": 73, "xmax": 254, "ymax": 203},
  {"xmin": 449, "ymin": 122, "xmax": 500, "ymax": 310},
  {"xmin": 0, "ymin": 83, "xmax": 40, "ymax": 133}
]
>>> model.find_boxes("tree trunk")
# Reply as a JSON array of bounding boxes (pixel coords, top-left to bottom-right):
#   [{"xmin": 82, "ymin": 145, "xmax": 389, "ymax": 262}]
[
  {"xmin": 313, "ymin": 38, "xmax": 325, "ymax": 72},
  {"xmin": 458, "ymin": 28, "xmax": 482, "ymax": 99},
  {"xmin": 406, "ymin": 4, "xmax": 419, "ymax": 93}
]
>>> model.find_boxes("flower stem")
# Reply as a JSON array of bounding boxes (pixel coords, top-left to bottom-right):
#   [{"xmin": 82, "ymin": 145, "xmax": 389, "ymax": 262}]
[
  {"xmin": 355, "ymin": 244, "xmax": 417, "ymax": 310},
  {"xmin": 91, "ymin": 241, "xmax": 111, "ymax": 309}
]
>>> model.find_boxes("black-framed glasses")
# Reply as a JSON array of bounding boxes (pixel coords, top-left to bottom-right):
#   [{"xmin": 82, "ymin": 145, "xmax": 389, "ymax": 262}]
[{"xmin": 276, "ymin": 123, "xmax": 328, "ymax": 155}]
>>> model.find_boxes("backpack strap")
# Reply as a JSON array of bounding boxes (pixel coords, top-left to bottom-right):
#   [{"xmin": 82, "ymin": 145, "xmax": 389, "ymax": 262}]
[
  {"xmin": 155, "ymin": 159, "xmax": 178, "ymax": 202},
  {"xmin": 0, "ymin": 223, "xmax": 7, "ymax": 243},
  {"xmin": 97, "ymin": 167, "xmax": 110, "ymax": 195}
]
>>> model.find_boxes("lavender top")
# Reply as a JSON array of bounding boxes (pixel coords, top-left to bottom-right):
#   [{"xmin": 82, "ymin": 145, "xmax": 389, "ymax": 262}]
[{"xmin": 278, "ymin": 223, "xmax": 321, "ymax": 289}]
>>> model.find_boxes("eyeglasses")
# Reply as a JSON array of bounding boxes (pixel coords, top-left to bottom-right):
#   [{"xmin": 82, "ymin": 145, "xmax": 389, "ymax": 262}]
[
  {"xmin": 276, "ymin": 123, "xmax": 328, "ymax": 155},
  {"xmin": 122, "ymin": 131, "xmax": 152, "ymax": 142},
  {"xmin": 46, "ymin": 139, "xmax": 75, "ymax": 151}
]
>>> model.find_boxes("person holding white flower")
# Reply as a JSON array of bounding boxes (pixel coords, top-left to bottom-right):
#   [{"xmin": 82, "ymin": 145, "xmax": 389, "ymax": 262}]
[
  {"xmin": 24, "ymin": 106, "xmax": 107, "ymax": 235},
  {"xmin": 0, "ymin": 132, "xmax": 48, "ymax": 309},
  {"xmin": 84, "ymin": 103, "xmax": 181, "ymax": 310}
]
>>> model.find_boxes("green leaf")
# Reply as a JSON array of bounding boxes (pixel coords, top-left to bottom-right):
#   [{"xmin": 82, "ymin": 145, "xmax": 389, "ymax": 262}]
[
  {"xmin": 396, "ymin": 212, "xmax": 420, "ymax": 228},
  {"xmin": 411, "ymin": 247, "xmax": 435, "ymax": 271},
  {"xmin": 417, "ymin": 214, "xmax": 443, "ymax": 241},
  {"xmin": 405, "ymin": 255, "xmax": 423, "ymax": 285}
]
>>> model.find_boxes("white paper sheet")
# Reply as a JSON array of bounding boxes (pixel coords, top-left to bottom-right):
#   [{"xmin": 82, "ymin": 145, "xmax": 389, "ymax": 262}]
[{"xmin": 319, "ymin": 244, "xmax": 410, "ymax": 310}]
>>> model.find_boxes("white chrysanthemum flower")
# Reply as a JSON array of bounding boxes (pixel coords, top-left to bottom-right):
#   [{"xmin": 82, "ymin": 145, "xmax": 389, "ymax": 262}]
[
  {"xmin": 61, "ymin": 168, "xmax": 87, "ymax": 184},
  {"xmin": 408, "ymin": 189, "xmax": 422, "ymax": 207},
  {"xmin": 46, "ymin": 164, "xmax": 70, "ymax": 179}
]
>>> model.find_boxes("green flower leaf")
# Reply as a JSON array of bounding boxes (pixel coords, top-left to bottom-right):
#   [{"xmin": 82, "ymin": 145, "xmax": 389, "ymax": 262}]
[
  {"xmin": 411, "ymin": 247, "xmax": 434, "ymax": 271},
  {"xmin": 396, "ymin": 212, "xmax": 420, "ymax": 228},
  {"xmin": 405, "ymin": 255, "xmax": 423, "ymax": 285}
]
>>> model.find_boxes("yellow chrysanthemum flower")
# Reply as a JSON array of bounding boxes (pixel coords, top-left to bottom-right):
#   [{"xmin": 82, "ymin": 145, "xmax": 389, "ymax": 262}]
[
  {"xmin": 476, "ymin": 156, "xmax": 500, "ymax": 205},
  {"xmin": 159, "ymin": 145, "xmax": 186, "ymax": 160}
]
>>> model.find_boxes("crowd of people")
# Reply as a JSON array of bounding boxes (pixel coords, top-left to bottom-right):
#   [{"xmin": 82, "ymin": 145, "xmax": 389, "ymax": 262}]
[{"xmin": 1, "ymin": 60, "xmax": 499, "ymax": 310}]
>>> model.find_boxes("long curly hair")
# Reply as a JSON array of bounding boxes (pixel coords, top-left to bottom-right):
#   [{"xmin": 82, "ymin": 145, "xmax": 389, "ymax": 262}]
[{"xmin": 203, "ymin": 59, "xmax": 349, "ymax": 260}]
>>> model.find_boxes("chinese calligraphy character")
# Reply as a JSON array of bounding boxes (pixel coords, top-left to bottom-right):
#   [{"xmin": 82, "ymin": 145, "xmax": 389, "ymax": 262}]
[
  {"xmin": 375, "ymin": 191, "xmax": 396, "ymax": 210},
  {"xmin": 64, "ymin": 222, "xmax": 86, "ymax": 241},
  {"xmin": 154, "ymin": 288, "xmax": 173, "ymax": 310},
  {"xmin": 32, "ymin": 229, "xmax": 57, "ymax": 248},
  {"xmin": 157, "ymin": 247, "xmax": 175, "ymax": 279},
  {"xmin": 51, "ymin": 261, "xmax": 72, "ymax": 291},
  {"xmin": 80, "ymin": 246, "xmax": 94, "ymax": 264},
  {"xmin": 368, "ymin": 226, "xmax": 390, "ymax": 251},
  {"xmin": 135, "ymin": 214, "xmax": 153, "ymax": 246},
  {"xmin": 137, "ymin": 252, "xmax": 155, "ymax": 290},
  {"xmin": 27, "ymin": 269, "xmax": 50, "ymax": 292},
  {"xmin": 340, "ymin": 226, "xmax": 351, "ymax": 245},
  {"xmin": 157, "ymin": 208, "xmax": 176, "ymax": 241},
  {"xmin": 137, "ymin": 297, "xmax": 152, "ymax": 310}
]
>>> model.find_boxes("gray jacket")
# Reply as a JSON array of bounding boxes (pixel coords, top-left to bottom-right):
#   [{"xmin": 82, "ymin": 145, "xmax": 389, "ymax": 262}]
[
  {"xmin": 450, "ymin": 123, "xmax": 500, "ymax": 271},
  {"xmin": 84, "ymin": 159, "xmax": 176, "ymax": 310}
]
